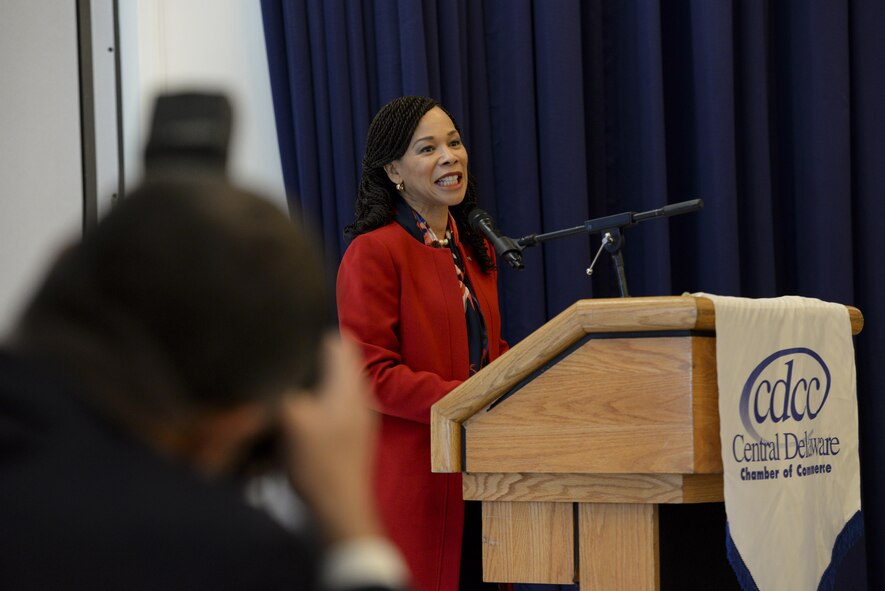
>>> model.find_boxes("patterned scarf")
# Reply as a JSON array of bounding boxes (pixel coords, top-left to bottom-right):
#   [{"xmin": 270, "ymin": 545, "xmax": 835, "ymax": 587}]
[{"xmin": 411, "ymin": 210, "xmax": 488, "ymax": 373}]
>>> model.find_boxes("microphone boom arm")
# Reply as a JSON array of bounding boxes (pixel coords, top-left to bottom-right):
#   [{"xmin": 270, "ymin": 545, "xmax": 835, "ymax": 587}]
[
  {"xmin": 514, "ymin": 199, "xmax": 704, "ymax": 297},
  {"xmin": 516, "ymin": 199, "xmax": 703, "ymax": 247}
]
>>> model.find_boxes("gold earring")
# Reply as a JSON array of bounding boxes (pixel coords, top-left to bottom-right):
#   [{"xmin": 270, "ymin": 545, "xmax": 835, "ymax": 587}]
[{"xmin": 396, "ymin": 181, "xmax": 405, "ymax": 192}]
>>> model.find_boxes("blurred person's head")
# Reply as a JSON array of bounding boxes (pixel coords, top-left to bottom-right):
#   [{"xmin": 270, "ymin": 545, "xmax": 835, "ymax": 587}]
[{"xmin": 11, "ymin": 176, "xmax": 329, "ymax": 475}]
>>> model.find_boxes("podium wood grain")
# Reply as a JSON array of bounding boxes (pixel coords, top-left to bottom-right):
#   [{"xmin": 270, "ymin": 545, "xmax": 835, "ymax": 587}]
[
  {"xmin": 579, "ymin": 503, "xmax": 659, "ymax": 590},
  {"xmin": 464, "ymin": 336, "xmax": 712, "ymax": 474},
  {"xmin": 463, "ymin": 472, "xmax": 723, "ymax": 504},
  {"xmin": 481, "ymin": 501, "xmax": 575, "ymax": 584},
  {"xmin": 432, "ymin": 296, "xmax": 715, "ymax": 472}
]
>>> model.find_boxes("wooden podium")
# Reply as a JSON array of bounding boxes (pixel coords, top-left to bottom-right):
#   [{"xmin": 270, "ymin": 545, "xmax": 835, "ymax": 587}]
[{"xmin": 430, "ymin": 296, "xmax": 863, "ymax": 589}]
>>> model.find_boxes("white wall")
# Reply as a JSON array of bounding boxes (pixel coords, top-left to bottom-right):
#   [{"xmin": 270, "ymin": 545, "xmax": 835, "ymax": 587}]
[
  {"xmin": 0, "ymin": 1, "xmax": 286, "ymax": 336},
  {"xmin": 124, "ymin": 0, "xmax": 287, "ymax": 208},
  {"xmin": 0, "ymin": 2, "xmax": 84, "ymax": 337}
]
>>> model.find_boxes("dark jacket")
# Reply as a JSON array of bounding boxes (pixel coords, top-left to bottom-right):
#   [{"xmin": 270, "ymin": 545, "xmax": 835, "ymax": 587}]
[{"xmin": 0, "ymin": 351, "xmax": 391, "ymax": 591}]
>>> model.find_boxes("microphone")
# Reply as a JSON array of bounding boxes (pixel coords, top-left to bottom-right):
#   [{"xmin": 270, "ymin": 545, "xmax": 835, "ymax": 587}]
[
  {"xmin": 631, "ymin": 199, "xmax": 704, "ymax": 223},
  {"xmin": 467, "ymin": 209, "xmax": 524, "ymax": 270}
]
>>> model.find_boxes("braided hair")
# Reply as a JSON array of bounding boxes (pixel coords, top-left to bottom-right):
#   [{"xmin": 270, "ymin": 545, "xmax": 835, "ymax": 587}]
[{"xmin": 345, "ymin": 96, "xmax": 494, "ymax": 273}]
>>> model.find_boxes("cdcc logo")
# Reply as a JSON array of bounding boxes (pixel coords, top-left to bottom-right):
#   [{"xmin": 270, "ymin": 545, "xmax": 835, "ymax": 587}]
[{"xmin": 738, "ymin": 348, "xmax": 831, "ymax": 441}]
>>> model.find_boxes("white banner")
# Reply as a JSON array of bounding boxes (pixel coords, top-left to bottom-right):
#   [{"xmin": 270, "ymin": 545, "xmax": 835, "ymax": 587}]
[{"xmin": 697, "ymin": 294, "xmax": 863, "ymax": 591}]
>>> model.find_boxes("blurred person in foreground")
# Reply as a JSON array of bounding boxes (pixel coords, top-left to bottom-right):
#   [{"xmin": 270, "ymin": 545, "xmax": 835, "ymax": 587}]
[{"xmin": 0, "ymin": 175, "xmax": 408, "ymax": 590}]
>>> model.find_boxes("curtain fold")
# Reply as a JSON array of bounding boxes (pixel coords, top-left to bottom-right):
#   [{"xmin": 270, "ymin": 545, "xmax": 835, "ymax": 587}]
[{"xmin": 261, "ymin": 1, "xmax": 883, "ymax": 587}]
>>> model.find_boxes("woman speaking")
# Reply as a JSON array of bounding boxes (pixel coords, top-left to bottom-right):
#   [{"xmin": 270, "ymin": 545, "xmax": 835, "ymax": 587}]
[{"xmin": 337, "ymin": 96, "xmax": 508, "ymax": 591}]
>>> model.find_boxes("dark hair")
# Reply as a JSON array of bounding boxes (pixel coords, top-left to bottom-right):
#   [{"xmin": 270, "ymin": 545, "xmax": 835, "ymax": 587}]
[
  {"xmin": 14, "ymin": 177, "xmax": 329, "ymax": 432},
  {"xmin": 345, "ymin": 96, "xmax": 494, "ymax": 273}
]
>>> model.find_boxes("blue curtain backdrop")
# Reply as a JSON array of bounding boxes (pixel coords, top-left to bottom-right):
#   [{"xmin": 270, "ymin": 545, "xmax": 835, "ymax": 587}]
[{"xmin": 262, "ymin": 1, "xmax": 884, "ymax": 588}]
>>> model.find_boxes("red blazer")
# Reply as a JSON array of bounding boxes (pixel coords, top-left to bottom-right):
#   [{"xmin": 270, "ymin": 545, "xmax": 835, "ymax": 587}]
[{"xmin": 337, "ymin": 221, "xmax": 507, "ymax": 591}]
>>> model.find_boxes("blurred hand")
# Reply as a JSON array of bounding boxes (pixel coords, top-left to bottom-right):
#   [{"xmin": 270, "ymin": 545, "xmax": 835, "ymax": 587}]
[{"xmin": 280, "ymin": 333, "xmax": 382, "ymax": 543}]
